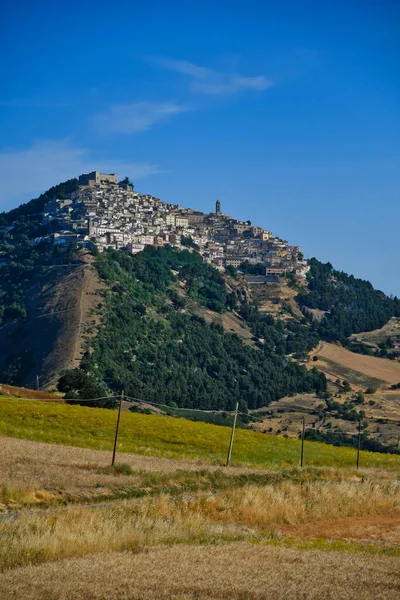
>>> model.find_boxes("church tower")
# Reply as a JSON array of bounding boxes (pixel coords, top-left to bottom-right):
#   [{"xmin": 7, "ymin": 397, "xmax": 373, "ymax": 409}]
[{"xmin": 215, "ymin": 199, "xmax": 221, "ymax": 216}]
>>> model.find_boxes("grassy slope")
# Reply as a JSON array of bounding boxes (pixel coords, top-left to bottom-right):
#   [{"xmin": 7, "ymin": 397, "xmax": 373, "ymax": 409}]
[{"xmin": 1, "ymin": 398, "xmax": 399, "ymax": 469}]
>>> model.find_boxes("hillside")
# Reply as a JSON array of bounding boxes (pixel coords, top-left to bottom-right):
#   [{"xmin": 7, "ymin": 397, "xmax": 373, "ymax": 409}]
[
  {"xmin": 297, "ymin": 258, "xmax": 400, "ymax": 343},
  {"xmin": 0, "ymin": 250, "xmax": 102, "ymax": 389},
  {"xmin": 1, "ymin": 177, "xmax": 400, "ymax": 453},
  {"xmin": 81, "ymin": 246, "xmax": 325, "ymax": 411}
]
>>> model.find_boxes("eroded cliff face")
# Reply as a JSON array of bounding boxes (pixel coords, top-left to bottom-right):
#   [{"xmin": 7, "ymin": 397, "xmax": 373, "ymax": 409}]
[{"xmin": 0, "ymin": 251, "xmax": 104, "ymax": 390}]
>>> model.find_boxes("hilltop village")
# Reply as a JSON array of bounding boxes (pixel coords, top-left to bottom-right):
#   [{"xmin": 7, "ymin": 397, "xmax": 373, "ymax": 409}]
[{"xmin": 41, "ymin": 171, "xmax": 309, "ymax": 279}]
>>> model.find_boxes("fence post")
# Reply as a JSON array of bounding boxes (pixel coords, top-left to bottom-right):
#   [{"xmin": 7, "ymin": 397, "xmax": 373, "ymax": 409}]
[
  {"xmin": 300, "ymin": 416, "xmax": 305, "ymax": 467},
  {"xmin": 111, "ymin": 390, "xmax": 124, "ymax": 466},
  {"xmin": 226, "ymin": 401, "xmax": 239, "ymax": 467},
  {"xmin": 356, "ymin": 420, "xmax": 361, "ymax": 470}
]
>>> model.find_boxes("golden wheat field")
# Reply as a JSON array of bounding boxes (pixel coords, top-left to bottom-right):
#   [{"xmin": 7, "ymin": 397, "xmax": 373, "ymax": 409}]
[
  {"xmin": 1, "ymin": 394, "xmax": 400, "ymax": 599},
  {"xmin": 1, "ymin": 432, "xmax": 400, "ymax": 599},
  {"xmin": 2, "ymin": 543, "xmax": 400, "ymax": 600}
]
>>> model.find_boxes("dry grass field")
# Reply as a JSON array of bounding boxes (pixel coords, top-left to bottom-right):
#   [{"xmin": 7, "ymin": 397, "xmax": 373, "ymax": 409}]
[
  {"xmin": 313, "ymin": 342, "xmax": 400, "ymax": 388},
  {"xmin": 1, "ymin": 543, "xmax": 399, "ymax": 600},
  {"xmin": 1, "ymin": 432, "xmax": 399, "ymax": 598},
  {"xmin": 1, "ymin": 398, "xmax": 399, "ymax": 598}
]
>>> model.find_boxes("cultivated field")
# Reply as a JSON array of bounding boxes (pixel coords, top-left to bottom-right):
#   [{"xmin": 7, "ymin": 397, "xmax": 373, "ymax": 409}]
[
  {"xmin": 0, "ymin": 434, "xmax": 399, "ymax": 598},
  {"xmin": 313, "ymin": 342, "xmax": 400, "ymax": 388},
  {"xmin": 2, "ymin": 543, "xmax": 400, "ymax": 600},
  {"xmin": 1, "ymin": 397, "xmax": 399, "ymax": 469},
  {"xmin": 1, "ymin": 400, "xmax": 399, "ymax": 599}
]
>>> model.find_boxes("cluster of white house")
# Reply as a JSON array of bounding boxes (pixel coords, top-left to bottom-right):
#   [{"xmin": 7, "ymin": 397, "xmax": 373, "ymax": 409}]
[{"xmin": 41, "ymin": 171, "xmax": 310, "ymax": 280}]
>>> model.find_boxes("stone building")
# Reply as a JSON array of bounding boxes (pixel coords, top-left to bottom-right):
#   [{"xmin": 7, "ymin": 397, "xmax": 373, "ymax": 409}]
[{"xmin": 79, "ymin": 172, "xmax": 118, "ymax": 187}]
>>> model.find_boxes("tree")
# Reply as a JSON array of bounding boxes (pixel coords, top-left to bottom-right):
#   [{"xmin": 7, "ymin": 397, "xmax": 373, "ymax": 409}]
[
  {"xmin": 119, "ymin": 176, "xmax": 134, "ymax": 188},
  {"xmin": 342, "ymin": 380, "xmax": 352, "ymax": 392},
  {"xmin": 225, "ymin": 265, "xmax": 237, "ymax": 277},
  {"xmin": 58, "ymin": 369, "xmax": 117, "ymax": 408}
]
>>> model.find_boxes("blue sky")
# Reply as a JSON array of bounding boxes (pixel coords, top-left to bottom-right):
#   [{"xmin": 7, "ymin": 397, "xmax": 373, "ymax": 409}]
[{"xmin": 1, "ymin": 0, "xmax": 399, "ymax": 294}]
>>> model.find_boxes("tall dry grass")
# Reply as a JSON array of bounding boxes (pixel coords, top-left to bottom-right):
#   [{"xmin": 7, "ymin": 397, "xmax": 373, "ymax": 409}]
[
  {"xmin": 192, "ymin": 481, "xmax": 400, "ymax": 528},
  {"xmin": 1, "ymin": 480, "xmax": 399, "ymax": 571}
]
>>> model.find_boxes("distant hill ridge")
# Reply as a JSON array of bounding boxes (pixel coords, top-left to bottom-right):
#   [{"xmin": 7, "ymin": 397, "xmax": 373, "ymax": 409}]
[{"xmin": 0, "ymin": 177, "xmax": 399, "ymax": 418}]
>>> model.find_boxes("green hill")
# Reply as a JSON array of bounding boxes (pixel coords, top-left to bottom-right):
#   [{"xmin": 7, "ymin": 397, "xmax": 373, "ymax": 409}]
[
  {"xmin": 79, "ymin": 246, "xmax": 325, "ymax": 412},
  {"xmin": 1, "ymin": 178, "xmax": 400, "ymax": 456}
]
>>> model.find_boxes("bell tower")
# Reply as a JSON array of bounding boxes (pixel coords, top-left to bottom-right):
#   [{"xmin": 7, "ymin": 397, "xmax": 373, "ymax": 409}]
[{"xmin": 215, "ymin": 199, "xmax": 221, "ymax": 216}]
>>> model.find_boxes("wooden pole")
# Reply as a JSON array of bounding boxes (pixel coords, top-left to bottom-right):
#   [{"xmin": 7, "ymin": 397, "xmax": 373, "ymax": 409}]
[
  {"xmin": 356, "ymin": 420, "xmax": 362, "ymax": 470},
  {"xmin": 226, "ymin": 401, "xmax": 239, "ymax": 467},
  {"xmin": 300, "ymin": 416, "xmax": 305, "ymax": 467},
  {"xmin": 112, "ymin": 391, "xmax": 124, "ymax": 466}
]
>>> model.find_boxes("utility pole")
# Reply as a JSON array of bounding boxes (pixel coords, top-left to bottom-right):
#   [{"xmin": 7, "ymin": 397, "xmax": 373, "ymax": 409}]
[
  {"xmin": 356, "ymin": 420, "xmax": 362, "ymax": 470},
  {"xmin": 111, "ymin": 391, "xmax": 124, "ymax": 467},
  {"xmin": 300, "ymin": 416, "xmax": 305, "ymax": 467},
  {"xmin": 226, "ymin": 401, "xmax": 239, "ymax": 467},
  {"xmin": 36, "ymin": 375, "xmax": 40, "ymax": 391}
]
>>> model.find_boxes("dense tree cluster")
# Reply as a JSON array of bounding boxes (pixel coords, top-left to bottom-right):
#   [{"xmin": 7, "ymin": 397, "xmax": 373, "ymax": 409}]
[
  {"xmin": 81, "ymin": 247, "xmax": 327, "ymax": 411},
  {"xmin": 297, "ymin": 258, "xmax": 400, "ymax": 342},
  {"xmin": 238, "ymin": 304, "xmax": 320, "ymax": 357},
  {"xmin": 58, "ymin": 368, "xmax": 117, "ymax": 408},
  {"xmin": 239, "ymin": 261, "xmax": 266, "ymax": 275}
]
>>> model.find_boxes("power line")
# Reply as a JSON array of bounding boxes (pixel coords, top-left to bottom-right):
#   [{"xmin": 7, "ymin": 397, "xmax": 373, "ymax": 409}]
[{"xmin": 124, "ymin": 394, "xmax": 235, "ymax": 414}]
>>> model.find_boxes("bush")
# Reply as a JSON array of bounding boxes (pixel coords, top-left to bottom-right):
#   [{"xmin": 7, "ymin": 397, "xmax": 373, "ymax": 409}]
[{"xmin": 365, "ymin": 387, "xmax": 377, "ymax": 394}]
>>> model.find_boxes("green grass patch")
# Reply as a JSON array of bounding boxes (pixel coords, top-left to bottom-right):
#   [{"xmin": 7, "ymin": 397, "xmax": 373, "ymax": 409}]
[
  {"xmin": 256, "ymin": 535, "xmax": 400, "ymax": 556},
  {"xmin": 1, "ymin": 398, "xmax": 399, "ymax": 469}
]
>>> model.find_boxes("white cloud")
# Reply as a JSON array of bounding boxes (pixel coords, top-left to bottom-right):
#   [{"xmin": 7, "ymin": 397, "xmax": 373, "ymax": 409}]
[
  {"xmin": 96, "ymin": 102, "xmax": 187, "ymax": 133},
  {"xmin": 0, "ymin": 139, "xmax": 162, "ymax": 211},
  {"xmin": 151, "ymin": 58, "xmax": 273, "ymax": 95}
]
